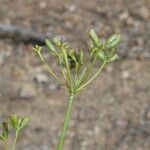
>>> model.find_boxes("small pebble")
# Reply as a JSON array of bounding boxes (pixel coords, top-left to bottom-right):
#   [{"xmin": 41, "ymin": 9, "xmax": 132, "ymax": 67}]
[
  {"xmin": 64, "ymin": 4, "xmax": 76, "ymax": 12},
  {"xmin": 39, "ymin": 1, "xmax": 47, "ymax": 9},
  {"xmin": 19, "ymin": 84, "xmax": 36, "ymax": 99},
  {"xmin": 106, "ymin": 64, "xmax": 113, "ymax": 73},
  {"xmin": 87, "ymin": 130, "xmax": 93, "ymax": 136},
  {"xmin": 48, "ymin": 83, "xmax": 58, "ymax": 91},
  {"xmin": 138, "ymin": 7, "xmax": 150, "ymax": 20},
  {"xmin": 143, "ymin": 51, "xmax": 150, "ymax": 58},
  {"xmin": 119, "ymin": 11, "xmax": 134, "ymax": 26},
  {"xmin": 33, "ymin": 73, "xmax": 49, "ymax": 84},
  {"xmin": 129, "ymin": 46, "xmax": 143, "ymax": 58},
  {"xmin": 81, "ymin": 140, "xmax": 88, "ymax": 147},
  {"xmin": 93, "ymin": 126, "xmax": 100, "ymax": 135},
  {"xmin": 122, "ymin": 71, "xmax": 130, "ymax": 79},
  {"xmin": 116, "ymin": 119, "xmax": 128, "ymax": 128},
  {"xmin": 119, "ymin": 11, "xmax": 129, "ymax": 21}
]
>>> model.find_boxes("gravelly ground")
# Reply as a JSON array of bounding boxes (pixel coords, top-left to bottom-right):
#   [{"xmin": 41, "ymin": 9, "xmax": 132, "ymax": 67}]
[{"xmin": 0, "ymin": 0, "xmax": 150, "ymax": 150}]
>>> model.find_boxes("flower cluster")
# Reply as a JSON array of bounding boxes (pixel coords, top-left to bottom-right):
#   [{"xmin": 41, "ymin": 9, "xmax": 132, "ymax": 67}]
[
  {"xmin": 33, "ymin": 29, "xmax": 121, "ymax": 93},
  {"xmin": 33, "ymin": 29, "xmax": 121, "ymax": 150},
  {"xmin": 88, "ymin": 29, "xmax": 120, "ymax": 63},
  {"xmin": 0, "ymin": 114, "xmax": 30, "ymax": 150}
]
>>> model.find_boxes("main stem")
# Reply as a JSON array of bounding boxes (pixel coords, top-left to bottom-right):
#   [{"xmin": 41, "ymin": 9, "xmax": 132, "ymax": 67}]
[
  {"xmin": 4, "ymin": 139, "xmax": 8, "ymax": 150},
  {"xmin": 12, "ymin": 130, "xmax": 19, "ymax": 150},
  {"xmin": 57, "ymin": 92, "xmax": 74, "ymax": 150}
]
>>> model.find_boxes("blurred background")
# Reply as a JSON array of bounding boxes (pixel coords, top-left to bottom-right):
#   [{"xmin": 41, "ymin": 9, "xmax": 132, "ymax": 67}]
[{"xmin": 0, "ymin": 0, "xmax": 150, "ymax": 150}]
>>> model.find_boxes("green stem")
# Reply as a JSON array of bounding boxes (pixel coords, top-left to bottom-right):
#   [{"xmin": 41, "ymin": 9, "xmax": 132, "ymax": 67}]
[
  {"xmin": 57, "ymin": 93, "xmax": 74, "ymax": 150},
  {"xmin": 39, "ymin": 53, "xmax": 67, "ymax": 89},
  {"xmin": 77, "ymin": 62, "xmax": 106, "ymax": 92},
  {"xmin": 79, "ymin": 55, "xmax": 97, "ymax": 86},
  {"xmin": 12, "ymin": 130, "xmax": 19, "ymax": 150},
  {"xmin": 58, "ymin": 56, "xmax": 67, "ymax": 81},
  {"xmin": 63, "ymin": 50, "xmax": 73, "ymax": 90},
  {"xmin": 40, "ymin": 56, "xmax": 61, "ymax": 83},
  {"xmin": 4, "ymin": 139, "xmax": 8, "ymax": 150}
]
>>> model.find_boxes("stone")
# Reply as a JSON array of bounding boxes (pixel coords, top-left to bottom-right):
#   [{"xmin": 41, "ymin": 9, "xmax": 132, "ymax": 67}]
[
  {"xmin": 118, "ymin": 34, "xmax": 129, "ymax": 57},
  {"xmin": 119, "ymin": 11, "xmax": 134, "ymax": 26},
  {"xmin": 39, "ymin": 1, "xmax": 47, "ymax": 9},
  {"xmin": 143, "ymin": 51, "xmax": 150, "ymax": 58},
  {"xmin": 19, "ymin": 84, "xmax": 36, "ymax": 99},
  {"xmin": 87, "ymin": 130, "xmax": 93, "ymax": 136},
  {"xmin": 119, "ymin": 11, "xmax": 129, "ymax": 21},
  {"xmin": 128, "ymin": 46, "xmax": 143, "ymax": 58},
  {"xmin": 64, "ymin": 3, "xmax": 76, "ymax": 12},
  {"xmin": 65, "ymin": 21, "xmax": 73, "ymax": 30},
  {"xmin": 106, "ymin": 64, "xmax": 113, "ymax": 73},
  {"xmin": 48, "ymin": 83, "xmax": 58, "ymax": 91},
  {"xmin": 135, "ymin": 37, "xmax": 144, "ymax": 46},
  {"xmin": 116, "ymin": 119, "xmax": 128, "ymax": 128},
  {"xmin": 132, "ymin": 7, "xmax": 150, "ymax": 20},
  {"xmin": 122, "ymin": 71, "xmax": 130, "ymax": 79},
  {"xmin": 138, "ymin": 7, "xmax": 149, "ymax": 20},
  {"xmin": 33, "ymin": 73, "xmax": 49, "ymax": 84},
  {"xmin": 93, "ymin": 125, "xmax": 100, "ymax": 135}
]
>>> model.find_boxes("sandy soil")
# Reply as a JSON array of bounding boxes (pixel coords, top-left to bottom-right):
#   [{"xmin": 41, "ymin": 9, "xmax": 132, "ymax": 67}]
[{"xmin": 0, "ymin": 0, "xmax": 150, "ymax": 150}]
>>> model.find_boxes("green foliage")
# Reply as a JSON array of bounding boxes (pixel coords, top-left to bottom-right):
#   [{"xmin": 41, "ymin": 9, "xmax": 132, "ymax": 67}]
[
  {"xmin": 8, "ymin": 114, "xmax": 30, "ymax": 131},
  {"xmin": 88, "ymin": 29, "xmax": 101, "ymax": 47},
  {"xmin": 0, "ymin": 114, "xmax": 30, "ymax": 150},
  {"xmin": 0, "ymin": 28, "xmax": 120, "ymax": 150},
  {"xmin": 33, "ymin": 29, "xmax": 120, "ymax": 94},
  {"xmin": 105, "ymin": 33, "xmax": 121, "ymax": 49},
  {"xmin": 33, "ymin": 29, "xmax": 121, "ymax": 150},
  {"xmin": 0, "ymin": 122, "xmax": 9, "ymax": 141}
]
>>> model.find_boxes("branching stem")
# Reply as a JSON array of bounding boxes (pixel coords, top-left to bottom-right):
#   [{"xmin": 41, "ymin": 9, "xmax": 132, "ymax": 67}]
[
  {"xmin": 80, "ymin": 55, "xmax": 97, "ymax": 85},
  {"xmin": 77, "ymin": 62, "xmax": 106, "ymax": 91},
  {"xmin": 38, "ymin": 53, "xmax": 67, "ymax": 89},
  {"xmin": 62, "ymin": 49, "xmax": 73, "ymax": 91}
]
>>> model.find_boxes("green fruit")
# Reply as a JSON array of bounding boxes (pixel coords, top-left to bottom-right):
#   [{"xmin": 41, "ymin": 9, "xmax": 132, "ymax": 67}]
[
  {"xmin": 88, "ymin": 29, "xmax": 100, "ymax": 47},
  {"xmin": 53, "ymin": 37, "xmax": 61, "ymax": 47},
  {"xmin": 106, "ymin": 34, "xmax": 121, "ymax": 49},
  {"xmin": 45, "ymin": 39, "xmax": 57, "ymax": 55}
]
